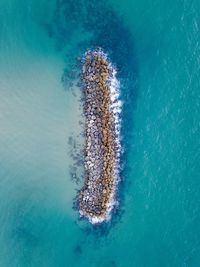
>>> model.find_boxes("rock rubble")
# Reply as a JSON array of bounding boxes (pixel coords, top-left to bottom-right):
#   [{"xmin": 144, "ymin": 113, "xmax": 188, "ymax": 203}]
[{"xmin": 79, "ymin": 49, "xmax": 121, "ymax": 224}]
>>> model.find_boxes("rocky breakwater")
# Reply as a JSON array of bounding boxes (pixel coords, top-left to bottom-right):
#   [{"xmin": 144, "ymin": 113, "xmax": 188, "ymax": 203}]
[{"xmin": 79, "ymin": 50, "xmax": 121, "ymax": 224}]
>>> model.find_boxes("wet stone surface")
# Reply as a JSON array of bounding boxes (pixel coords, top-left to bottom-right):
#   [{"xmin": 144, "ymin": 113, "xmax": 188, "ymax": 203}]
[{"xmin": 78, "ymin": 49, "xmax": 121, "ymax": 224}]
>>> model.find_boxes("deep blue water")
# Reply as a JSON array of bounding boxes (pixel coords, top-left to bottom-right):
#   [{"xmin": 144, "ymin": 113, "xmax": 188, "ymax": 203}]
[{"xmin": 0, "ymin": 0, "xmax": 200, "ymax": 266}]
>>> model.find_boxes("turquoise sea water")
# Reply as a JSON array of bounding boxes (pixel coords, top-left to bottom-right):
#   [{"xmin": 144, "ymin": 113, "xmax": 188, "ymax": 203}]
[{"xmin": 1, "ymin": 0, "xmax": 200, "ymax": 266}]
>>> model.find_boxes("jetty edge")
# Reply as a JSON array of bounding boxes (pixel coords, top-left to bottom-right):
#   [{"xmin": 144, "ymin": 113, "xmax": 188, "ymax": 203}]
[{"xmin": 79, "ymin": 49, "xmax": 122, "ymax": 224}]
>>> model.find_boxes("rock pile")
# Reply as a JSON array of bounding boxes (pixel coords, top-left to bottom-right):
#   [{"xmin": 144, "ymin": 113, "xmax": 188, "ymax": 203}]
[{"xmin": 79, "ymin": 49, "xmax": 121, "ymax": 224}]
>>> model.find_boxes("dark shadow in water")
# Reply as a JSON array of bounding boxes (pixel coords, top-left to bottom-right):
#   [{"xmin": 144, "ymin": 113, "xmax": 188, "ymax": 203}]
[
  {"xmin": 46, "ymin": 0, "xmax": 139, "ymax": 236},
  {"xmin": 73, "ymin": 244, "xmax": 83, "ymax": 255}
]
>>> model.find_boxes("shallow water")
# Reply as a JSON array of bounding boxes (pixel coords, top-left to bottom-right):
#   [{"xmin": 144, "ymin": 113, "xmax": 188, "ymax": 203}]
[{"xmin": 0, "ymin": 0, "xmax": 200, "ymax": 266}]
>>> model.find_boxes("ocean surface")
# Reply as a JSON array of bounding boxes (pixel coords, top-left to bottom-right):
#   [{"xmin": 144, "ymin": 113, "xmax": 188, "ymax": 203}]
[{"xmin": 0, "ymin": 0, "xmax": 200, "ymax": 266}]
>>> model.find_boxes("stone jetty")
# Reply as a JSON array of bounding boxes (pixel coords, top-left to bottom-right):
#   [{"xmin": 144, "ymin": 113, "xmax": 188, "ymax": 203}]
[{"xmin": 79, "ymin": 49, "xmax": 121, "ymax": 224}]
